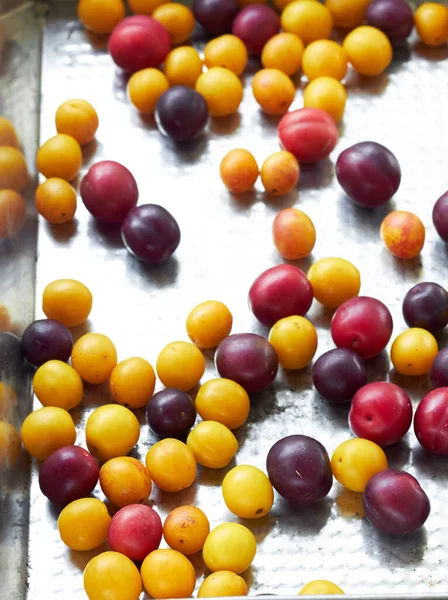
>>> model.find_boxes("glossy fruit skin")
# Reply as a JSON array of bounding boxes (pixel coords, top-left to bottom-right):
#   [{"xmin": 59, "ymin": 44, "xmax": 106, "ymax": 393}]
[
  {"xmin": 366, "ymin": 0, "xmax": 414, "ymax": 42},
  {"xmin": 108, "ymin": 16, "xmax": 171, "ymax": 72},
  {"xmin": 302, "ymin": 40, "xmax": 347, "ymax": 81},
  {"xmin": 260, "ymin": 151, "xmax": 299, "ymax": 195},
  {"xmin": 146, "ymin": 388, "xmax": 196, "ymax": 437},
  {"xmin": 122, "ymin": 204, "xmax": 181, "ymax": 264},
  {"xmin": 281, "ymin": 1, "xmax": 333, "ymax": 46},
  {"xmin": 272, "ymin": 208, "xmax": 316, "ymax": 260},
  {"xmin": 187, "ymin": 300, "xmax": 233, "ymax": 348},
  {"xmin": 203, "ymin": 522, "xmax": 257, "ymax": 574},
  {"xmin": 0, "ymin": 190, "xmax": 26, "ymax": 238},
  {"xmin": 299, "ymin": 581, "xmax": 344, "ymax": 595},
  {"xmin": 141, "ymin": 549, "xmax": 196, "ymax": 599},
  {"xmin": 312, "ymin": 348, "xmax": 367, "ymax": 404},
  {"xmin": 331, "ymin": 296, "xmax": 393, "ymax": 359},
  {"xmin": 249, "ymin": 264, "xmax": 313, "ymax": 327},
  {"xmin": 72, "ymin": 333, "xmax": 117, "ymax": 384},
  {"xmin": 343, "ymin": 26, "xmax": 392, "ymax": 77},
  {"xmin": 163, "ymin": 505, "xmax": 210, "ymax": 555},
  {"xmin": 269, "ymin": 315, "xmax": 317, "ymax": 370},
  {"xmin": 35, "ymin": 178, "xmax": 77, "ymax": 225},
  {"xmin": 303, "ymin": 76, "xmax": 347, "ymax": 124},
  {"xmin": 278, "ymin": 108, "xmax": 339, "ymax": 164},
  {"xmin": 100, "ymin": 456, "xmax": 152, "ymax": 507},
  {"xmin": 145, "ymin": 438, "xmax": 196, "ymax": 492},
  {"xmin": 415, "ymin": 2, "xmax": 448, "ymax": 46},
  {"xmin": 433, "ymin": 191, "xmax": 448, "ymax": 242},
  {"xmin": 84, "ymin": 551, "xmax": 142, "ymax": 600},
  {"xmin": 204, "ymin": 35, "xmax": 248, "ymax": 76},
  {"xmin": 42, "ymin": 279, "xmax": 92, "ymax": 328},
  {"xmin": 33, "ymin": 360, "xmax": 83, "ymax": 410},
  {"xmin": 215, "ymin": 333, "xmax": 278, "ymax": 394},
  {"xmin": 325, "ymin": 0, "xmax": 370, "ymax": 28},
  {"xmin": 193, "ymin": 0, "xmax": 239, "ymax": 36},
  {"xmin": 391, "ymin": 328, "xmax": 438, "ymax": 376},
  {"xmin": 58, "ymin": 498, "xmax": 111, "ymax": 551},
  {"xmin": 21, "ymin": 407, "xmax": 76, "ymax": 461},
  {"xmin": 308, "ymin": 257, "xmax": 360, "ymax": 308},
  {"xmin": 363, "ymin": 469, "xmax": 430, "ymax": 535},
  {"xmin": 0, "ymin": 147, "xmax": 29, "ymax": 191},
  {"xmin": 21, "ymin": 319, "xmax": 73, "ymax": 367},
  {"xmin": 222, "ymin": 464, "xmax": 274, "ymax": 519},
  {"xmin": 220, "ymin": 149, "xmax": 259, "ymax": 194},
  {"xmin": 403, "ymin": 282, "xmax": 448, "ymax": 334},
  {"xmin": 86, "ymin": 405, "xmax": 140, "ymax": 461},
  {"xmin": 36, "ymin": 134, "xmax": 82, "ymax": 181},
  {"xmin": 39, "ymin": 445, "xmax": 98, "ymax": 505},
  {"xmin": 267, "ymin": 435, "xmax": 332, "ymax": 504},
  {"xmin": 128, "ymin": 0, "xmax": 167, "ymax": 15},
  {"xmin": 349, "ymin": 382, "xmax": 412, "ymax": 447},
  {"xmin": 199, "ymin": 572, "xmax": 248, "ymax": 598},
  {"xmin": 156, "ymin": 341, "xmax": 205, "ymax": 391},
  {"xmin": 195, "ymin": 378, "xmax": 250, "ymax": 430},
  {"xmin": 252, "ymin": 69, "xmax": 295, "ymax": 116},
  {"xmin": 81, "ymin": 161, "xmax": 138, "ymax": 224},
  {"xmin": 331, "ymin": 438, "xmax": 388, "ymax": 493},
  {"xmin": 196, "ymin": 67, "xmax": 243, "ymax": 117},
  {"xmin": 55, "ymin": 99, "xmax": 99, "ymax": 146},
  {"xmin": 430, "ymin": 348, "xmax": 448, "ymax": 388},
  {"xmin": 155, "ymin": 85, "xmax": 209, "ymax": 142},
  {"xmin": 128, "ymin": 68, "xmax": 170, "ymax": 114},
  {"xmin": 336, "ymin": 142, "xmax": 401, "ymax": 208},
  {"xmin": 414, "ymin": 388, "xmax": 448, "ymax": 455},
  {"xmin": 108, "ymin": 504, "xmax": 163, "ymax": 561},
  {"xmin": 232, "ymin": 5, "xmax": 280, "ymax": 55},
  {"xmin": 164, "ymin": 47, "xmax": 202, "ymax": 88},
  {"xmin": 110, "ymin": 357, "xmax": 156, "ymax": 410},
  {"xmin": 77, "ymin": 0, "xmax": 125, "ymax": 34},
  {"xmin": 152, "ymin": 3, "xmax": 195, "ymax": 44},
  {"xmin": 187, "ymin": 421, "xmax": 238, "ymax": 468},
  {"xmin": 261, "ymin": 33, "xmax": 303, "ymax": 77}
]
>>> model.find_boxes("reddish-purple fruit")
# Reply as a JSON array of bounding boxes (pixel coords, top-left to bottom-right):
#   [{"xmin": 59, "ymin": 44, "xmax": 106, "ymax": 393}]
[
  {"xmin": 216, "ymin": 333, "xmax": 278, "ymax": 394},
  {"xmin": 433, "ymin": 191, "xmax": 448, "ymax": 242},
  {"xmin": 108, "ymin": 504, "xmax": 163, "ymax": 561},
  {"xmin": 39, "ymin": 446, "xmax": 99, "ymax": 505},
  {"xmin": 155, "ymin": 86, "xmax": 209, "ymax": 143},
  {"xmin": 366, "ymin": 0, "xmax": 414, "ymax": 42},
  {"xmin": 80, "ymin": 161, "xmax": 138, "ymax": 224},
  {"xmin": 363, "ymin": 470, "xmax": 430, "ymax": 535},
  {"xmin": 349, "ymin": 382, "xmax": 412, "ymax": 446},
  {"xmin": 249, "ymin": 264, "xmax": 313, "ymax": 327},
  {"xmin": 312, "ymin": 348, "xmax": 367, "ymax": 404},
  {"xmin": 21, "ymin": 319, "xmax": 73, "ymax": 367},
  {"xmin": 193, "ymin": 0, "xmax": 239, "ymax": 35},
  {"xmin": 232, "ymin": 5, "xmax": 280, "ymax": 55},
  {"xmin": 414, "ymin": 387, "xmax": 448, "ymax": 455},
  {"xmin": 121, "ymin": 204, "xmax": 181, "ymax": 264},
  {"xmin": 430, "ymin": 348, "xmax": 448, "ymax": 388},
  {"xmin": 336, "ymin": 142, "xmax": 401, "ymax": 208},
  {"xmin": 402, "ymin": 282, "xmax": 448, "ymax": 334},
  {"xmin": 108, "ymin": 16, "xmax": 171, "ymax": 72},
  {"xmin": 331, "ymin": 296, "xmax": 393, "ymax": 359},
  {"xmin": 146, "ymin": 388, "xmax": 196, "ymax": 437},
  {"xmin": 266, "ymin": 435, "xmax": 332, "ymax": 504}
]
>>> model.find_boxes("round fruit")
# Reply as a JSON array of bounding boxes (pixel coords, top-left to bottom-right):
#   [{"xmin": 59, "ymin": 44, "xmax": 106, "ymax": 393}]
[
  {"xmin": 86, "ymin": 405, "xmax": 140, "ymax": 461},
  {"xmin": 303, "ymin": 76, "xmax": 346, "ymax": 123},
  {"xmin": 325, "ymin": 0, "xmax": 370, "ymax": 28},
  {"xmin": 146, "ymin": 388, "xmax": 196, "ymax": 437},
  {"xmin": 128, "ymin": 68, "xmax": 170, "ymax": 114},
  {"xmin": 108, "ymin": 504, "xmax": 163, "ymax": 561},
  {"xmin": 0, "ymin": 190, "xmax": 26, "ymax": 237},
  {"xmin": 336, "ymin": 142, "xmax": 401, "ymax": 208},
  {"xmin": 220, "ymin": 148, "xmax": 259, "ymax": 194},
  {"xmin": 145, "ymin": 438, "xmax": 196, "ymax": 492},
  {"xmin": 152, "ymin": 3, "xmax": 195, "ymax": 44},
  {"xmin": 391, "ymin": 328, "xmax": 438, "ymax": 376},
  {"xmin": 331, "ymin": 438, "xmax": 388, "ymax": 493},
  {"xmin": 261, "ymin": 32, "xmax": 303, "ymax": 76},
  {"xmin": 269, "ymin": 315, "xmax": 317, "ymax": 370},
  {"xmin": 216, "ymin": 333, "xmax": 278, "ymax": 394},
  {"xmin": 35, "ymin": 178, "xmax": 77, "ymax": 224},
  {"xmin": 308, "ymin": 257, "xmax": 360, "ymax": 308},
  {"xmin": 110, "ymin": 357, "xmax": 156, "ymax": 410},
  {"xmin": 36, "ymin": 134, "xmax": 82, "ymax": 181},
  {"xmin": 156, "ymin": 341, "xmax": 205, "ymax": 391},
  {"xmin": 195, "ymin": 378, "xmax": 250, "ymax": 430},
  {"xmin": 196, "ymin": 67, "xmax": 243, "ymax": 117},
  {"xmin": 331, "ymin": 296, "xmax": 393, "ymax": 359},
  {"xmin": 430, "ymin": 347, "xmax": 448, "ymax": 388},
  {"xmin": 312, "ymin": 348, "xmax": 367, "ymax": 404},
  {"xmin": 21, "ymin": 407, "xmax": 76, "ymax": 461},
  {"xmin": 156, "ymin": 85, "xmax": 209, "ymax": 142},
  {"xmin": 77, "ymin": 0, "xmax": 125, "ymax": 34},
  {"xmin": 414, "ymin": 387, "xmax": 448, "ymax": 455},
  {"xmin": 204, "ymin": 34, "xmax": 248, "ymax": 76},
  {"xmin": 193, "ymin": 0, "xmax": 239, "ymax": 36},
  {"xmin": 55, "ymin": 99, "xmax": 98, "ymax": 146},
  {"xmin": 21, "ymin": 319, "xmax": 73, "ymax": 367},
  {"xmin": 281, "ymin": 1, "xmax": 333, "ymax": 46},
  {"xmin": 141, "ymin": 549, "xmax": 196, "ymax": 599},
  {"xmin": 343, "ymin": 26, "xmax": 392, "ymax": 76},
  {"xmin": 71, "ymin": 333, "xmax": 117, "ymax": 384},
  {"xmin": 302, "ymin": 40, "xmax": 347, "ymax": 81},
  {"xmin": 187, "ymin": 300, "xmax": 232, "ymax": 349},
  {"xmin": 363, "ymin": 469, "xmax": 430, "ymax": 534},
  {"xmin": 128, "ymin": 0, "xmax": 167, "ymax": 14},
  {"xmin": 252, "ymin": 69, "xmax": 295, "ymax": 116},
  {"xmin": 260, "ymin": 151, "xmax": 299, "ymax": 195},
  {"xmin": 232, "ymin": 5, "xmax": 280, "ymax": 55},
  {"xmin": 0, "ymin": 117, "xmax": 19, "ymax": 147},
  {"xmin": 415, "ymin": 2, "xmax": 448, "ymax": 46},
  {"xmin": 249, "ymin": 264, "xmax": 313, "ymax": 327},
  {"xmin": 349, "ymin": 382, "xmax": 412, "ymax": 447},
  {"xmin": 163, "ymin": 505, "xmax": 210, "ymax": 555},
  {"xmin": 222, "ymin": 464, "xmax": 273, "ymax": 519},
  {"xmin": 203, "ymin": 523, "xmax": 257, "ymax": 574},
  {"xmin": 366, "ymin": 0, "xmax": 414, "ymax": 42},
  {"xmin": 267, "ymin": 435, "xmax": 332, "ymax": 504},
  {"xmin": 84, "ymin": 551, "xmax": 142, "ymax": 600},
  {"xmin": 0, "ymin": 146, "xmax": 29, "ymax": 190},
  {"xmin": 278, "ymin": 108, "xmax": 339, "ymax": 163},
  {"xmin": 163, "ymin": 47, "xmax": 202, "ymax": 89},
  {"xmin": 299, "ymin": 581, "xmax": 345, "ymax": 595},
  {"xmin": 100, "ymin": 456, "xmax": 152, "ymax": 507},
  {"xmin": 272, "ymin": 208, "xmax": 316, "ymax": 260},
  {"xmin": 187, "ymin": 421, "xmax": 238, "ymax": 469},
  {"xmin": 403, "ymin": 282, "xmax": 448, "ymax": 334},
  {"xmin": 433, "ymin": 191, "xmax": 448, "ymax": 242},
  {"xmin": 58, "ymin": 498, "xmax": 111, "ymax": 551},
  {"xmin": 81, "ymin": 160, "xmax": 138, "ymax": 224},
  {"xmin": 199, "ymin": 572, "xmax": 248, "ymax": 597},
  {"xmin": 33, "ymin": 360, "xmax": 83, "ymax": 410},
  {"xmin": 42, "ymin": 279, "xmax": 92, "ymax": 328}
]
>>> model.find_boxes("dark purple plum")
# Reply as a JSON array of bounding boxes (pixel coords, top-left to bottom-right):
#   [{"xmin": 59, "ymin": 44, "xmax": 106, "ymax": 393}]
[
  {"xmin": 402, "ymin": 282, "xmax": 448, "ymax": 334},
  {"xmin": 21, "ymin": 319, "xmax": 73, "ymax": 367},
  {"xmin": 155, "ymin": 86, "xmax": 209, "ymax": 143},
  {"xmin": 121, "ymin": 204, "xmax": 180, "ymax": 264},
  {"xmin": 432, "ymin": 191, "xmax": 448, "ymax": 242},
  {"xmin": 146, "ymin": 388, "xmax": 196, "ymax": 437},
  {"xmin": 215, "ymin": 333, "xmax": 278, "ymax": 394},
  {"xmin": 39, "ymin": 446, "xmax": 99, "ymax": 505},
  {"xmin": 312, "ymin": 348, "xmax": 367, "ymax": 404},
  {"xmin": 363, "ymin": 469, "xmax": 430, "ymax": 535},
  {"xmin": 366, "ymin": 0, "xmax": 414, "ymax": 42},
  {"xmin": 430, "ymin": 347, "xmax": 448, "ymax": 388},
  {"xmin": 232, "ymin": 5, "xmax": 280, "ymax": 55},
  {"xmin": 336, "ymin": 142, "xmax": 401, "ymax": 207},
  {"xmin": 193, "ymin": 0, "xmax": 239, "ymax": 36},
  {"xmin": 266, "ymin": 435, "xmax": 332, "ymax": 504}
]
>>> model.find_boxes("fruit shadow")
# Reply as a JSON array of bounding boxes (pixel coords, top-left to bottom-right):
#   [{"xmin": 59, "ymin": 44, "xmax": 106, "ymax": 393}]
[
  {"xmin": 238, "ymin": 514, "xmax": 276, "ymax": 545},
  {"xmin": 112, "ymin": 69, "xmax": 132, "ymax": 104},
  {"xmin": 87, "ymin": 220, "xmax": 124, "ymax": 251},
  {"xmin": 385, "ymin": 438, "xmax": 412, "ymax": 470},
  {"xmin": 413, "ymin": 41, "xmax": 448, "ymax": 62},
  {"xmin": 365, "ymin": 351, "xmax": 391, "ymax": 383},
  {"xmin": 412, "ymin": 446, "xmax": 448, "ymax": 481},
  {"xmin": 335, "ymin": 192, "xmax": 395, "ymax": 242},
  {"xmin": 299, "ymin": 159, "xmax": 334, "ymax": 191},
  {"xmin": 344, "ymin": 69, "xmax": 389, "ymax": 95},
  {"xmin": 69, "ymin": 542, "xmax": 109, "ymax": 573},
  {"xmin": 388, "ymin": 369, "xmax": 430, "ymax": 401},
  {"xmin": 261, "ymin": 190, "xmax": 299, "ymax": 212},
  {"xmin": 197, "ymin": 460, "xmax": 236, "ymax": 487},
  {"xmin": 272, "ymin": 496, "xmax": 333, "ymax": 537},
  {"xmin": 334, "ymin": 486, "xmax": 364, "ymax": 520},
  {"xmin": 166, "ymin": 135, "xmax": 210, "ymax": 166},
  {"xmin": 44, "ymin": 219, "xmax": 79, "ymax": 245},
  {"xmin": 124, "ymin": 253, "xmax": 180, "ymax": 290},
  {"xmin": 307, "ymin": 303, "xmax": 335, "ymax": 330},
  {"xmin": 69, "ymin": 320, "xmax": 92, "ymax": 344},
  {"xmin": 150, "ymin": 481, "xmax": 199, "ymax": 512},
  {"xmin": 316, "ymin": 395, "xmax": 351, "ymax": 431},
  {"xmin": 360, "ymin": 521, "xmax": 427, "ymax": 566},
  {"xmin": 227, "ymin": 190, "xmax": 258, "ymax": 213},
  {"xmin": 209, "ymin": 113, "xmax": 241, "ymax": 137},
  {"xmin": 82, "ymin": 139, "xmax": 101, "ymax": 166}
]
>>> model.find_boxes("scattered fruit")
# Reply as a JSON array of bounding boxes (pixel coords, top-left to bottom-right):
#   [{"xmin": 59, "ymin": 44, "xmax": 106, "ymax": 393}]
[
  {"xmin": 187, "ymin": 420, "xmax": 238, "ymax": 468},
  {"xmin": 33, "ymin": 360, "xmax": 83, "ymax": 410},
  {"xmin": 146, "ymin": 388, "xmax": 196, "ymax": 437},
  {"xmin": 195, "ymin": 378, "xmax": 250, "ymax": 430},
  {"xmin": 391, "ymin": 328, "xmax": 438, "ymax": 376},
  {"xmin": 312, "ymin": 348, "xmax": 367, "ymax": 404},
  {"xmin": 100, "ymin": 456, "xmax": 152, "ymax": 507},
  {"xmin": 308, "ymin": 257, "xmax": 360, "ymax": 308},
  {"xmin": 58, "ymin": 498, "xmax": 111, "ymax": 551},
  {"xmin": 252, "ymin": 69, "xmax": 295, "ymax": 115},
  {"xmin": 86, "ymin": 404, "xmax": 140, "ymax": 461},
  {"xmin": 331, "ymin": 438, "xmax": 388, "ymax": 493},
  {"xmin": 272, "ymin": 207, "xmax": 316, "ymax": 259},
  {"xmin": 269, "ymin": 315, "xmax": 317, "ymax": 370},
  {"xmin": 203, "ymin": 522, "xmax": 257, "ymax": 573},
  {"xmin": 36, "ymin": 134, "xmax": 82, "ymax": 181},
  {"xmin": 163, "ymin": 505, "xmax": 210, "ymax": 555},
  {"xmin": 21, "ymin": 407, "xmax": 76, "ymax": 461},
  {"xmin": 152, "ymin": 3, "xmax": 195, "ymax": 44},
  {"xmin": 42, "ymin": 279, "xmax": 92, "ymax": 327},
  {"xmin": 220, "ymin": 148, "xmax": 259, "ymax": 194},
  {"xmin": 140, "ymin": 549, "xmax": 196, "ymax": 599},
  {"xmin": 343, "ymin": 25, "xmax": 392, "ymax": 77},
  {"xmin": 35, "ymin": 178, "xmax": 77, "ymax": 224},
  {"xmin": 260, "ymin": 150, "xmax": 299, "ymax": 195},
  {"xmin": 71, "ymin": 332, "xmax": 117, "ymax": 384},
  {"xmin": 186, "ymin": 300, "xmax": 233, "ymax": 348},
  {"xmin": 84, "ymin": 551, "xmax": 142, "ymax": 600},
  {"xmin": 128, "ymin": 68, "xmax": 170, "ymax": 115},
  {"xmin": 222, "ymin": 464, "xmax": 274, "ymax": 518},
  {"xmin": 110, "ymin": 357, "xmax": 156, "ymax": 410},
  {"xmin": 261, "ymin": 32, "xmax": 303, "ymax": 76},
  {"xmin": 55, "ymin": 99, "xmax": 98, "ymax": 146},
  {"xmin": 108, "ymin": 504, "xmax": 163, "ymax": 561},
  {"xmin": 145, "ymin": 438, "xmax": 196, "ymax": 492}
]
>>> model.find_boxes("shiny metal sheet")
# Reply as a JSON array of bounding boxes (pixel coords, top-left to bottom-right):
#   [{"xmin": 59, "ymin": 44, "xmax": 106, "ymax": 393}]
[{"xmin": 23, "ymin": 0, "xmax": 448, "ymax": 598}]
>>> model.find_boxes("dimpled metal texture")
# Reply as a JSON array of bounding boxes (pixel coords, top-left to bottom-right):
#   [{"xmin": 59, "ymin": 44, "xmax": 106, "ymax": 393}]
[{"xmin": 25, "ymin": 1, "xmax": 448, "ymax": 598}]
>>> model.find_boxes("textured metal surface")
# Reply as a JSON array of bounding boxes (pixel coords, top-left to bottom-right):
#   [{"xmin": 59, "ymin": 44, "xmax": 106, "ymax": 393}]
[{"xmin": 23, "ymin": 0, "xmax": 448, "ymax": 598}]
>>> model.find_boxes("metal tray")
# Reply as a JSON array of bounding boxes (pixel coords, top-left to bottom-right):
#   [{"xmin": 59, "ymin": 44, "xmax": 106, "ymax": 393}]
[{"xmin": 2, "ymin": 0, "xmax": 448, "ymax": 598}]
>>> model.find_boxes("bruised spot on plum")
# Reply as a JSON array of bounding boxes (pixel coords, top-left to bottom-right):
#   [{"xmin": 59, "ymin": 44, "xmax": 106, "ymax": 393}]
[{"xmin": 256, "ymin": 508, "xmax": 263, "ymax": 514}]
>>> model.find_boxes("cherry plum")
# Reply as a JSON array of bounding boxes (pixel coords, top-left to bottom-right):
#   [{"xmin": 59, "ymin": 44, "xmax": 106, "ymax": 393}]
[
  {"xmin": 108, "ymin": 504, "xmax": 163, "ymax": 561},
  {"xmin": 403, "ymin": 282, "xmax": 448, "ymax": 334},
  {"xmin": 312, "ymin": 348, "xmax": 367, "ymax": 404},
  {"xmin": 414, "ymin": 387, "xmax": 448, "ymax": 455}
]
